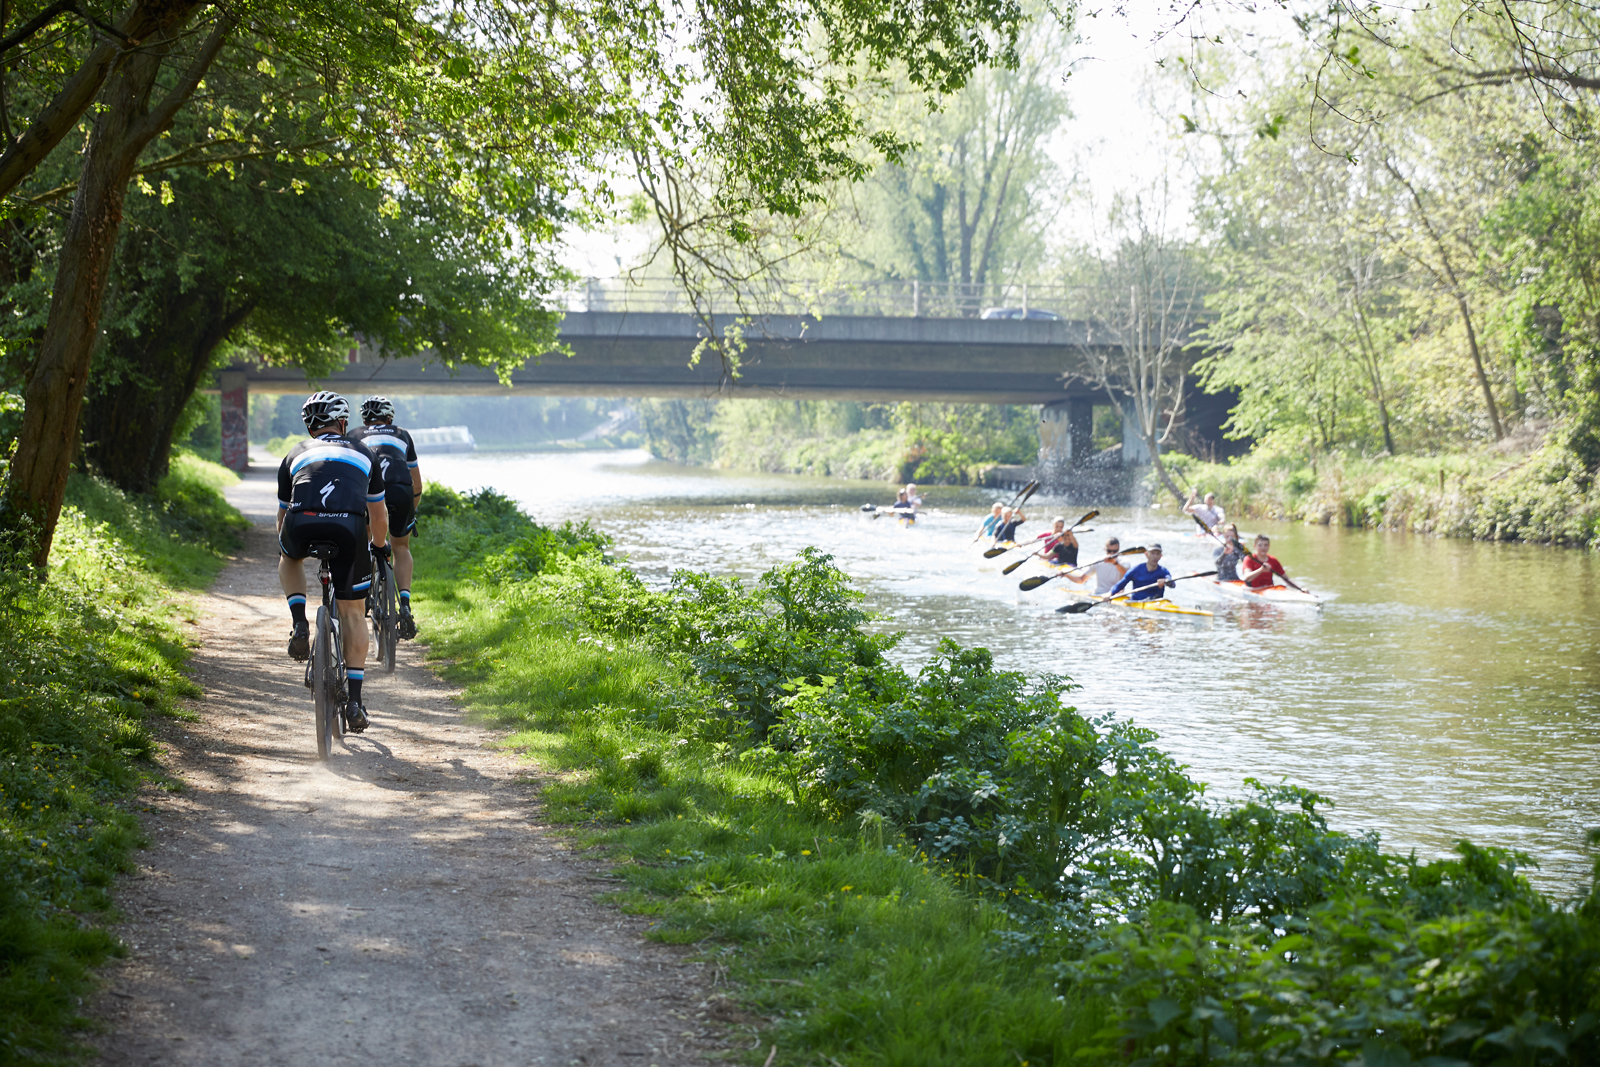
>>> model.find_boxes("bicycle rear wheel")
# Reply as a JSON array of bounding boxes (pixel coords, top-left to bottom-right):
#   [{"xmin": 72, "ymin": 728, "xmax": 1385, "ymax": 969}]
[
  {"xmin": 380, "ymin": 566, "xmax": 398, "ymax": 673},
  {"xmin": 313, "ymin": 605, "xmax": 336, "ymax": 760}
]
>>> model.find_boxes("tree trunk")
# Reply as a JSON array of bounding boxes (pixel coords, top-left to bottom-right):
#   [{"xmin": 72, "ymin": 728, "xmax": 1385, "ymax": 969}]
[
  {"xmin": 1456, "ymin": 294, "xmax": 1504, "ymax": 440},
  {"xmin": 83, "ymin": 292, "xmax": 255, "ymax": 493},
  {"xmin": 2, "ymin": 9, "xmax": 228, "ymax": 568}
]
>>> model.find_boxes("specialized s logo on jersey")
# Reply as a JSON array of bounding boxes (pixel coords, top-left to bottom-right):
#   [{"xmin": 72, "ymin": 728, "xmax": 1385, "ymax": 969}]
[
  {"xmin": 320, "ymin": 483, "xmax": 336, "ymax": 507},
  {"xmin": 380, "ymin": 457, "xmax": 391, "ymax": 480}
]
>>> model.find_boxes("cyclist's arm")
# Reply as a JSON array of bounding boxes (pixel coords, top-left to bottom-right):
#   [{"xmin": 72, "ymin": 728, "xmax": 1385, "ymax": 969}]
[
  {"xmin": 276, "ymin": 456, "xmax": 292, "ymax": 536},
  {"xmin": 411, "ymin": 466, "xmax": 422, "ymax": 498}
]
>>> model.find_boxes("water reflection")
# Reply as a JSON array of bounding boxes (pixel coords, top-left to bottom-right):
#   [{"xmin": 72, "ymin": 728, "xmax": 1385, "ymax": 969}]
[{"xmin": 426, "ymin": 449, "xmax": 1600, "ymax": 893}]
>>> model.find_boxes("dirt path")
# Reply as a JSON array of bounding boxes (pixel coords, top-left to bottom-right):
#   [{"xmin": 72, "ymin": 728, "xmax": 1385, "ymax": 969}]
[{"xmin": 84, "ymin": 470, "xmax": 728, "ymax": 1067}]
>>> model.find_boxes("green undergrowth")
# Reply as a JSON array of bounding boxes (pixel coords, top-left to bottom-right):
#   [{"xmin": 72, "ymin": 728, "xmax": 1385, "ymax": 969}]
[
  {"xmin": 414, "ymin": 490, "xmax": 1600, "ymax": 1066},
  {"xmin": 1163, "ymin": 436, "xmax": 1600, "ymax": 547},
  {"xmin": 0, "ymin": 455, "xmax": 245, "ymax": 1063}
]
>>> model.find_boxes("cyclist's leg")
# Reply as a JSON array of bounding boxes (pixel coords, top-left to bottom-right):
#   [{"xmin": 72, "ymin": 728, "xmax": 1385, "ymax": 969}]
[
  {"xmin": 385, "ymin": 488, "xmax": 418, "ymax": 637},
  {"xmin": 392, "ymin": 532, "xmax": 413, "ymax": 592},
  {"xmin": 278, "ymin": 522, "xmax": 311, "ymax": 660},
  {"xmin": 328, "ymin": 520, "xmax": 374, "ymax": 729}
]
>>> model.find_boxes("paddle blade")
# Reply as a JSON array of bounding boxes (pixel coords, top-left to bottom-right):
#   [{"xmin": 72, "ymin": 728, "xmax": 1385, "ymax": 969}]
[
  {"xmin": 1071, "ymin": 509, "xmax": 1099, "ymax": 529},
  {"xmin": 1018, "ymin": 575, "xmax": 1052, "ymax": 591},
  {"xmin": 1019, "ymin": 483, "xmax": 1039, "ymax": 506},
  {"xmin": 1001, "ymin": 557, "xmax": 1030, "ymax": 575},
  {"xmin": 860, "ymin": 503, "xmax": 876, "ymax": 512},
  {"xmin": 1056, "ymin": 600, "xmax": 1095, "ymax": 614},
  {"xmin": 982, "ymin": 547, "xmax": 1008, "ymax": 558}
]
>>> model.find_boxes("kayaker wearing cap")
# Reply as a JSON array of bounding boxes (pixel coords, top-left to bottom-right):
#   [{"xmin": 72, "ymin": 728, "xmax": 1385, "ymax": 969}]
[
  {"xmin": 1068, "ymin": 537, "xmax": 1134, "ymax": 594},
  {"xmin": 905, "ymin": 483, "xmax": 924, "ymax": 508},
  {"xmin": 1241, "ymin": 534, "xmax": 1301, "ymax": 590},
  {"xmin": 1033, "ymin": 516, "xmax": 1079, "ymax": 567},
  {"xmin": 1185, "ymin": 491, "xmax": 1225, "ymax": 529},
  {"xmin": 891, "ymin": 489, "xmax": 914, "ymax": 511},
  {"xmin": 1106, "ymin": 544, "xmax": 1175, "ymax": 601}
]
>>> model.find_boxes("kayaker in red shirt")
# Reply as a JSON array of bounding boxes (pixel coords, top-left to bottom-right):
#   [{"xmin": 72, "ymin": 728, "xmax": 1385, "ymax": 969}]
[{"xmin": 1240, "ymin": 534, "xmax": 1299, "ymax": 590}]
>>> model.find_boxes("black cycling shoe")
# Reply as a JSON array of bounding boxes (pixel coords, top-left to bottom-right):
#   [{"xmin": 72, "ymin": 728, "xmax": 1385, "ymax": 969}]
[
  {"xmin": 288, "ymin": 620, "xmax": 310, "ymax": 661},
  {"xmin": 343, "ymin": 701, "xmax": 369, "ymax": 733},
  {"xmin": 397, "ymin": 607, "xmax": 417, "ymax": 640}
]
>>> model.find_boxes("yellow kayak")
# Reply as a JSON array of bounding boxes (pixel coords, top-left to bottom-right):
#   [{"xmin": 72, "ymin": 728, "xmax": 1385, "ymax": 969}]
[{"xmin": 1056, "ymin": 585, "xmax": 1214, "ymax": 618}]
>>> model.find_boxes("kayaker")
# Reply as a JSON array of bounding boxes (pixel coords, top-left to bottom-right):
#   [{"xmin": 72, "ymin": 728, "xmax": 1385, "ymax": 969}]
[
  {"xmin": 1213, "ymin": 523, "xmax": 1247, "ymax": 582},
  {"xmin": 1069, "ymin": 537, "xmax": 1132, "ymax": 594},
  {"xmin": 996, "ymin": 508, "xmax": 1027, "ymax": 544},
  {"xmin": 905, "ymin": 483, "xmax": 924, "ymax": 508},
  {"xmin": 1035, "ymin": 516, "xmax": 1079, "ymax": 567},
  {"xmin": 974, "ymin": 502, "xmax": 1005, "ymax": 541},
  {"xmin": 1106, "ymin": 544, "xmax": 1174, "ymax": 601},
  {"xmin": 891, "ymin": 489, "xmax": 914, "ymax": 511},
  {"xmin": 1185, "ymin": 491, "xmax": 1225, "ymax": 530},
  {"xmin": 1240, "ymin": 535, "xmax": 1300, "ymax": 590}
]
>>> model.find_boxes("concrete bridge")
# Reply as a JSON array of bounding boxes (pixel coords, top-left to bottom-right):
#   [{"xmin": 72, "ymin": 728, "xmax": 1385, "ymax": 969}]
[{"xmin": 214, "ymin": 280, "xmax": 1141, "ymax": 471}]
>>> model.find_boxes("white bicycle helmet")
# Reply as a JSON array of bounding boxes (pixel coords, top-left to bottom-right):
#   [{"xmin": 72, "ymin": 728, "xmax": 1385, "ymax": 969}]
[
  {"xmin": 361, "ymin": 395, "xmax": 396, "ymax": 423},
  {"xmin": 300, "ymin": 390, "xmax": 351, "ymax": 431}
]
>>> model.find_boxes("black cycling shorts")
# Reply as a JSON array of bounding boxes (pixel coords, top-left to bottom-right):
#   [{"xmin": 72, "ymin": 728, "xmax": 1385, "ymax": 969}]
[
  {"xmin": 384, "ymin": 485, "xmax": 416, "ymax": 538},
  {"xmin": 280, "ymin": 512, "xmax": 372, "ymax": 601}
]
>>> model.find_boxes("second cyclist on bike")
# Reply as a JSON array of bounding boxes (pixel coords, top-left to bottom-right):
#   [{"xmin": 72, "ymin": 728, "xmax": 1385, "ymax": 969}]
[
  {"xmin": 349, "ymin": 395, "xmax": 422, "ymax": 639},
  {"xmin": 278, "ymin": 391, "xmax": 390, "ymax": 732}
]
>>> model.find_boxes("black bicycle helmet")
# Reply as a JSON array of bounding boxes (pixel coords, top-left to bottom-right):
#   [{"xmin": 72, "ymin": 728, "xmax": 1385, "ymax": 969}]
[
  {"xmin": 361, "ymin": 395, "xmax": 396, "ymax": 423},
  {"xmin": 300, "ymin": 390, "xmax": 351, "ymax": 431}
]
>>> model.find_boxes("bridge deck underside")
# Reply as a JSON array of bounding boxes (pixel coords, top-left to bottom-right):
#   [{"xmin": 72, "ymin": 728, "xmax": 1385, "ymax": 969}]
[{"xmin": 230, "ymin": 312, "xmax": 1111, "ymax": 404}]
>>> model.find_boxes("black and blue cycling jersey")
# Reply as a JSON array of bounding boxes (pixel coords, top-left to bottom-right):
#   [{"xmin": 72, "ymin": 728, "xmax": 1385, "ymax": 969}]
[
  {"xmin": 277, "ymin": 433, "xmax": 386, "ymax": 515},
  {"xmin": 348, "ymin": 424, "xmax": 419, "ymax": 491}
]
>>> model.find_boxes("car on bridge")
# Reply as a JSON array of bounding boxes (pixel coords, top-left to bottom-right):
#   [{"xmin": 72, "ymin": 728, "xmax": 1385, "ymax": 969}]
[{"xmin": 979, "ymin": 307, "xmax": 1062, "ymax": 321}]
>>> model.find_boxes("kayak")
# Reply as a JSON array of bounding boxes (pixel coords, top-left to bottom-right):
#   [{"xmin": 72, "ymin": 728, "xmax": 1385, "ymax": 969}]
[
  {"xmin": 1210, "ymin": 579, "xmax": 1323, "ymax": 607},
  {"xmin": 1056, "ymin": 585, "xmax": 1214, "ymax": 618}
]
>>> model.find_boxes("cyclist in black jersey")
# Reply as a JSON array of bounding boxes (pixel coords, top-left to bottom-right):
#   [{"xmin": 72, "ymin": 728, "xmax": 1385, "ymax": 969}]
[
  {"xmin": 349, "ymin": 396, "xmax": 422, "ymax": 639},
  {"xmin": 277, "ymin": 391, "xmax": 390, "ymax": 733}
]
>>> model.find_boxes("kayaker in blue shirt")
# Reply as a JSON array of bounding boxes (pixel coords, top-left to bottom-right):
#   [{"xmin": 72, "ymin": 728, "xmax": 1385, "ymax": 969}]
[{"xmin": 1106, "ymin": 544, "xmax": 1174, "ymax": 601}]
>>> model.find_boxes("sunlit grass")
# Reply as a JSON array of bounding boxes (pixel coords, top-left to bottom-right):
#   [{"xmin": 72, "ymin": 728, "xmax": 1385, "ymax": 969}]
[{"xmin": 413, "ymin": 561, "xmax": 1100, "ymax": 1065}]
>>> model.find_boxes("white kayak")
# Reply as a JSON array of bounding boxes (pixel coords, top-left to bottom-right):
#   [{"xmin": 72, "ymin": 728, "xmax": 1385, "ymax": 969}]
[{"xmin": 1211, "ymin": 579, "xmax": 1324, "ymax": 607}]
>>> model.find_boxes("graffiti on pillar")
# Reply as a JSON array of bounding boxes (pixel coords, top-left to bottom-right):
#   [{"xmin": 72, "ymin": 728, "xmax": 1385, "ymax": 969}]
[{"xmin": 221, "ymin": 386, "xmax": 248, "ymax": 471}]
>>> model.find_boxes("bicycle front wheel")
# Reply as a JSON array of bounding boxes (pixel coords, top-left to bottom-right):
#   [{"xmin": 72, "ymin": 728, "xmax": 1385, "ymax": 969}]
[{"xmin": 313, "ymin": 606, "xmax": 336, "ymax": 760}]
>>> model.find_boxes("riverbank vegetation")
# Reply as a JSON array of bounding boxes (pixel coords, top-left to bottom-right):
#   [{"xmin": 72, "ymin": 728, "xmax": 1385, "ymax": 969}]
[
  {"xmin": 415, "ymin": 489, "xmax": 1600, "ymax": 1065},
  {"xmin": 0, "ymin": 454, "xmax": 245, "ymax": 1062}
]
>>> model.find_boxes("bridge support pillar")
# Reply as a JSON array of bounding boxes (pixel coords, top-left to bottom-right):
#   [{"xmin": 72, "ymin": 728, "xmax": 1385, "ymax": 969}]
[
  {"xmin": 1120, "ymin": 396, "xmax": 1152, "ymax": 465},
  {"xmin": 1039, "ymin": 399, "xmax": 1094, "ymax": 467},
  {"xmin": 219, "ymin": 371, "xmax": 248, "ymax": 472}
]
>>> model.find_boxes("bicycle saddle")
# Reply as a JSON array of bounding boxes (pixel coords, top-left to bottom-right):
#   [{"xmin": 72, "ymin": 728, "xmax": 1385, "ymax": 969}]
[{"xmin": 307, "ymin": 542, "xmax": 341, "ymax": 560}]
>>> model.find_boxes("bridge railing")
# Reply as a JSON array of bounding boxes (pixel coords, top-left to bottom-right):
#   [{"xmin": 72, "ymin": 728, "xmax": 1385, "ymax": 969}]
[{"xmin": 559, "ymin": 278, "xmax": 1102, "ymax": 319}]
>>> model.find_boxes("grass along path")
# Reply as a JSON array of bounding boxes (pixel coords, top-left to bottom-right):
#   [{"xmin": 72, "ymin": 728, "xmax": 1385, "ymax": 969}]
[{"xmin": 80, "ymin": 469, "xmax": 723, "ymax": 1066}]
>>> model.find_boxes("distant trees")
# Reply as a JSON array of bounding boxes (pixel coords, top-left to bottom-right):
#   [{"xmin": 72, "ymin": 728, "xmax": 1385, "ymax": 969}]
[
  {"xmin": 1188, "ymin": 1, "xmax": 1600, "ymax": 462},
  {"xmin": 824, "ymin": 11, "xmax": 1072, "ymax": 291}
]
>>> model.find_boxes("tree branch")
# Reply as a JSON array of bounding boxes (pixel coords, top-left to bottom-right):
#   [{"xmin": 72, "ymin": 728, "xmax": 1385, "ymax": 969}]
[{"xmin": 131, "ymin": 10, "xmax": 237, "ymax": 145}]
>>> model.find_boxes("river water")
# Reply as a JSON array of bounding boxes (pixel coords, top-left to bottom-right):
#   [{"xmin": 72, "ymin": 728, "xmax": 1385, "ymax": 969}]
[{"xmin": 425, "ymin": 449, "xmax": 1600, "ymax": 894}]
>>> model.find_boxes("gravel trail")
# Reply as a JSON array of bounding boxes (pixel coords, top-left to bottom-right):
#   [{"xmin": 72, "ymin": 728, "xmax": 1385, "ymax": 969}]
[{"xmin": 83, "ymin": 469, "xmax": 726, "ymax": 1067}]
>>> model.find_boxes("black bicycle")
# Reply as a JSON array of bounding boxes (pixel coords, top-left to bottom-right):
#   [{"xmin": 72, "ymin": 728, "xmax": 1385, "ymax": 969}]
[
  {"xmin": 304, "ymin": 542, "xmax": 347, "ymax": 760},
  {"xmin": 367, "ymin": 549, "xmax": 398, "ymax": 674}
]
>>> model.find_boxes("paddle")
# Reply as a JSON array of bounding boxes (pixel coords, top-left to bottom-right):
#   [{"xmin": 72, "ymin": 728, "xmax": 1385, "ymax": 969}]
[
  {"xmin": 969, "ymin": 479, "xmax": 1042, "ymax": 543},
  {"xmin": 1056, "ymin": 570, "xmax": 1217, "ymax": 614},
  {"xmin": 1017, "ymin": 547, "xmax": 1146, "ymax": 591},
  {"xmin": 983, "ymin": 508, "xmax": 1097, "ymax": 559}
]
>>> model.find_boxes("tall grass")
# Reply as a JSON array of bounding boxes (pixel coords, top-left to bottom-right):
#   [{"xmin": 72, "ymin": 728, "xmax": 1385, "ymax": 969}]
[{"xmin": 0, "ymin": 456, "xmax": 245, "ymax": 1063}]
